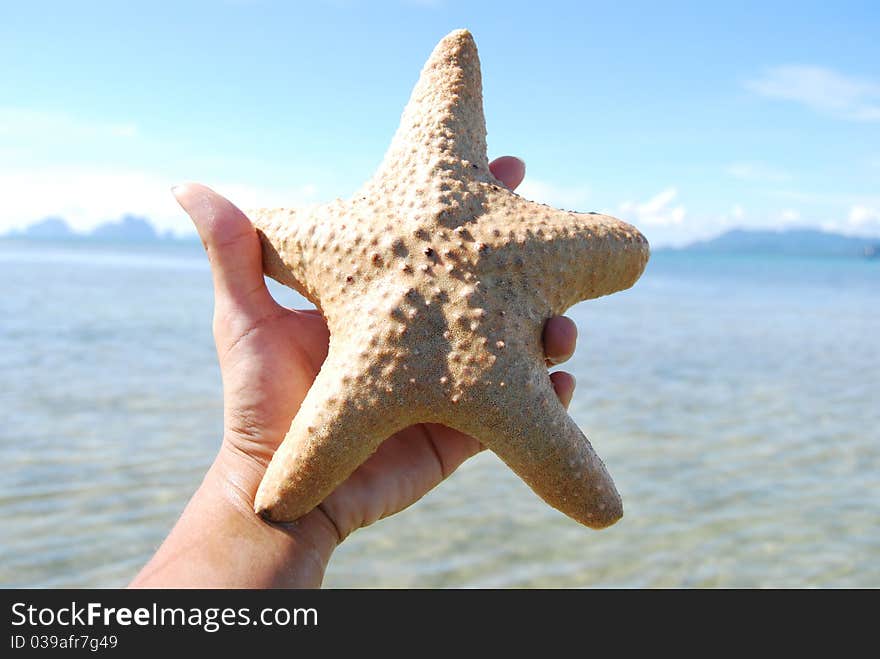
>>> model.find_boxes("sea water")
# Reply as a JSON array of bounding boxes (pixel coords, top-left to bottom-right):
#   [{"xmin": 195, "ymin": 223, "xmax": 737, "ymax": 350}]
[{"xmin": 1, "ymin": 240, "xmax": 877, "ymax": 587}]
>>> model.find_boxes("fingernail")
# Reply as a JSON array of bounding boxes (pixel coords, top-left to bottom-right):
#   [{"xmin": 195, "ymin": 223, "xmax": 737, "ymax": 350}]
[
  {"xmin": 170, "ymin": 184, "xmax": 201, "ymax": 232},
  {"xmin": 171, "ymin": 183, "xmax": 201, "ymax": 216}
]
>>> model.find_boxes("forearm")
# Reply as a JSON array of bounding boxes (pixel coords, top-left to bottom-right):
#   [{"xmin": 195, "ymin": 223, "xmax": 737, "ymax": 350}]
[{"xmin": 129, "ymin": 444, "xmax": 338, "ymax": 588}]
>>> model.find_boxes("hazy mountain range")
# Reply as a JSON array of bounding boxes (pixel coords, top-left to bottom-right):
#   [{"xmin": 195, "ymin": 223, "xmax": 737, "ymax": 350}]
[
  {"xmin": 3, "ymin": 215, "xmax": 188, "ymax": 243},
  {"xmin": 678, "ymin": 228, "xmax": 878, "ymax": 259},
  {"xmin": 3, "ymin": 216, "xmax": 879, "ymax": 258}
]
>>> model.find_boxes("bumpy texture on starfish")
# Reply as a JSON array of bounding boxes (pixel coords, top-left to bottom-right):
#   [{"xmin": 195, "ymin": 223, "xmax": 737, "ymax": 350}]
[{"xmin": 248, "ymin": 29, "xmax": 649, "ymax": 529}]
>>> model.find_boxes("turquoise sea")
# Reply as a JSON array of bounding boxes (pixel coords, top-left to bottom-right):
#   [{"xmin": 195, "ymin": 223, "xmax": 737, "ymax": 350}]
[{"xmin": 1, "ymin": 239, "xmax": 878, "ymax": 587}]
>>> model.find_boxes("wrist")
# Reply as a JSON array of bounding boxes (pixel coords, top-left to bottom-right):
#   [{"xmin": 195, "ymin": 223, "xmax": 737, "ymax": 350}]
[
  {"xmin": 205, "ymin": 442, "xmax": 341, "ymax": 583},
  {"xmin": 131, "ymin": 440, "xmax": 339, "ymax": 588}
]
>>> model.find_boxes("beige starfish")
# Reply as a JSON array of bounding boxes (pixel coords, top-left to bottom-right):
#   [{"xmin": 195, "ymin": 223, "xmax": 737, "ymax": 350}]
[{"xmin": 248, "ymin": 29, "xmax": 649, "ymax": 529}]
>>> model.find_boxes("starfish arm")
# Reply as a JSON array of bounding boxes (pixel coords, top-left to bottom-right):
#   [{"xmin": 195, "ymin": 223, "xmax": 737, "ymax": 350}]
[
  {"xmin": 254, "ymin": 340, "xmax": 414, "ymax": 522},
  {"xmin": 451, "ymin": 368, "xmax": 623, "ymax": 529},
  {"xmin": 248, "ymin": 206, "xmax": 317, "ymax": 305},
  {"xmin": 472, "ymin": 194, "xmax": 650, "ymax": 316},
  {"xmin": 248, "ymin": 201, "xmax": 360, "ymax": 309},
  {"xmin": 363, "ymin": 29, "xmax": 495, "ymax": 194}
]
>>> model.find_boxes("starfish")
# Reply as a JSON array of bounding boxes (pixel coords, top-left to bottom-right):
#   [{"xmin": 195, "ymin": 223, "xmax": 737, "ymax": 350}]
[{"xmin": 248, "ymin": 29, "xmax": 649, "ymax": 529}]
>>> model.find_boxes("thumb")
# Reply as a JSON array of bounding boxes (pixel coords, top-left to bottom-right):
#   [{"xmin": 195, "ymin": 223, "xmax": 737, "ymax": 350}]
[{"xmin": 173, "ymin": 182, "xmax": 275, "ymax": 315}]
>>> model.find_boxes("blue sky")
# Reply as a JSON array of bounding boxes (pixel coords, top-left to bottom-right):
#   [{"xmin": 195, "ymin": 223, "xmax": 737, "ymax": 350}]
[{"xmin": 1, "ymin": 0, "xmax": 878, "ymax": 246}]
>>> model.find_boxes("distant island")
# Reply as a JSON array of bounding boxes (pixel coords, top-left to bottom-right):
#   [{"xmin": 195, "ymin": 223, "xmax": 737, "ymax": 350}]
[
  {"xmin": 2, "ymin": 215, "xmax": 190, "ymax": 243},
  {"xmin": 676, "ymin": 228, "xmax": 879, "ymax": 260}
]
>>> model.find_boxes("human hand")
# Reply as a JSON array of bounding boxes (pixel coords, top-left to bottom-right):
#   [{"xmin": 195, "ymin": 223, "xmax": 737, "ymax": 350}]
[{"xmin": 131, "ymin": 156, "xmax": 581, "ymax": 588}]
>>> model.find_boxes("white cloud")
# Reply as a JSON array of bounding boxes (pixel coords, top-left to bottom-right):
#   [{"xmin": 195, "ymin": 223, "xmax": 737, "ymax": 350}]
[
  {"xmin": 745, "ymin": 66, "xmax": 880, "ymax": 121},
  {"xmin": 727, "ymin": 162, "xmax": 792, "ymax": 183},
  {"xmin": 619, "ymin": 187, "xmax": 686, "ymax": 227},
  {"xmin": 0, "ymin": 167, "xmax": 320, "ymax": 236},
  {"xmin": 515, "ymin": 179, "xmax": 592, "ymax": 211},
  {"xmin": 779, "ymin": 208, "xmax": 801, "ymax": 225},
  {"xmin": 821, "ymin": 205, "xmax": 880, "ymax": 236},
  {"xmin": 849, "ymin": 205, "xmax": 879, "ymax": 226},
  {"xmin": 715, "ymin": 204, "xmax": 746, "ymax": 228}
]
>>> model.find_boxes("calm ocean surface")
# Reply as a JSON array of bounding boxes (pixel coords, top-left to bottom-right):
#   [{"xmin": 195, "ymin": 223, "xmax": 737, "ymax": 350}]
[{"xmin": 1, "ymin": 239, "xmax": 877, "ymax": 587}]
